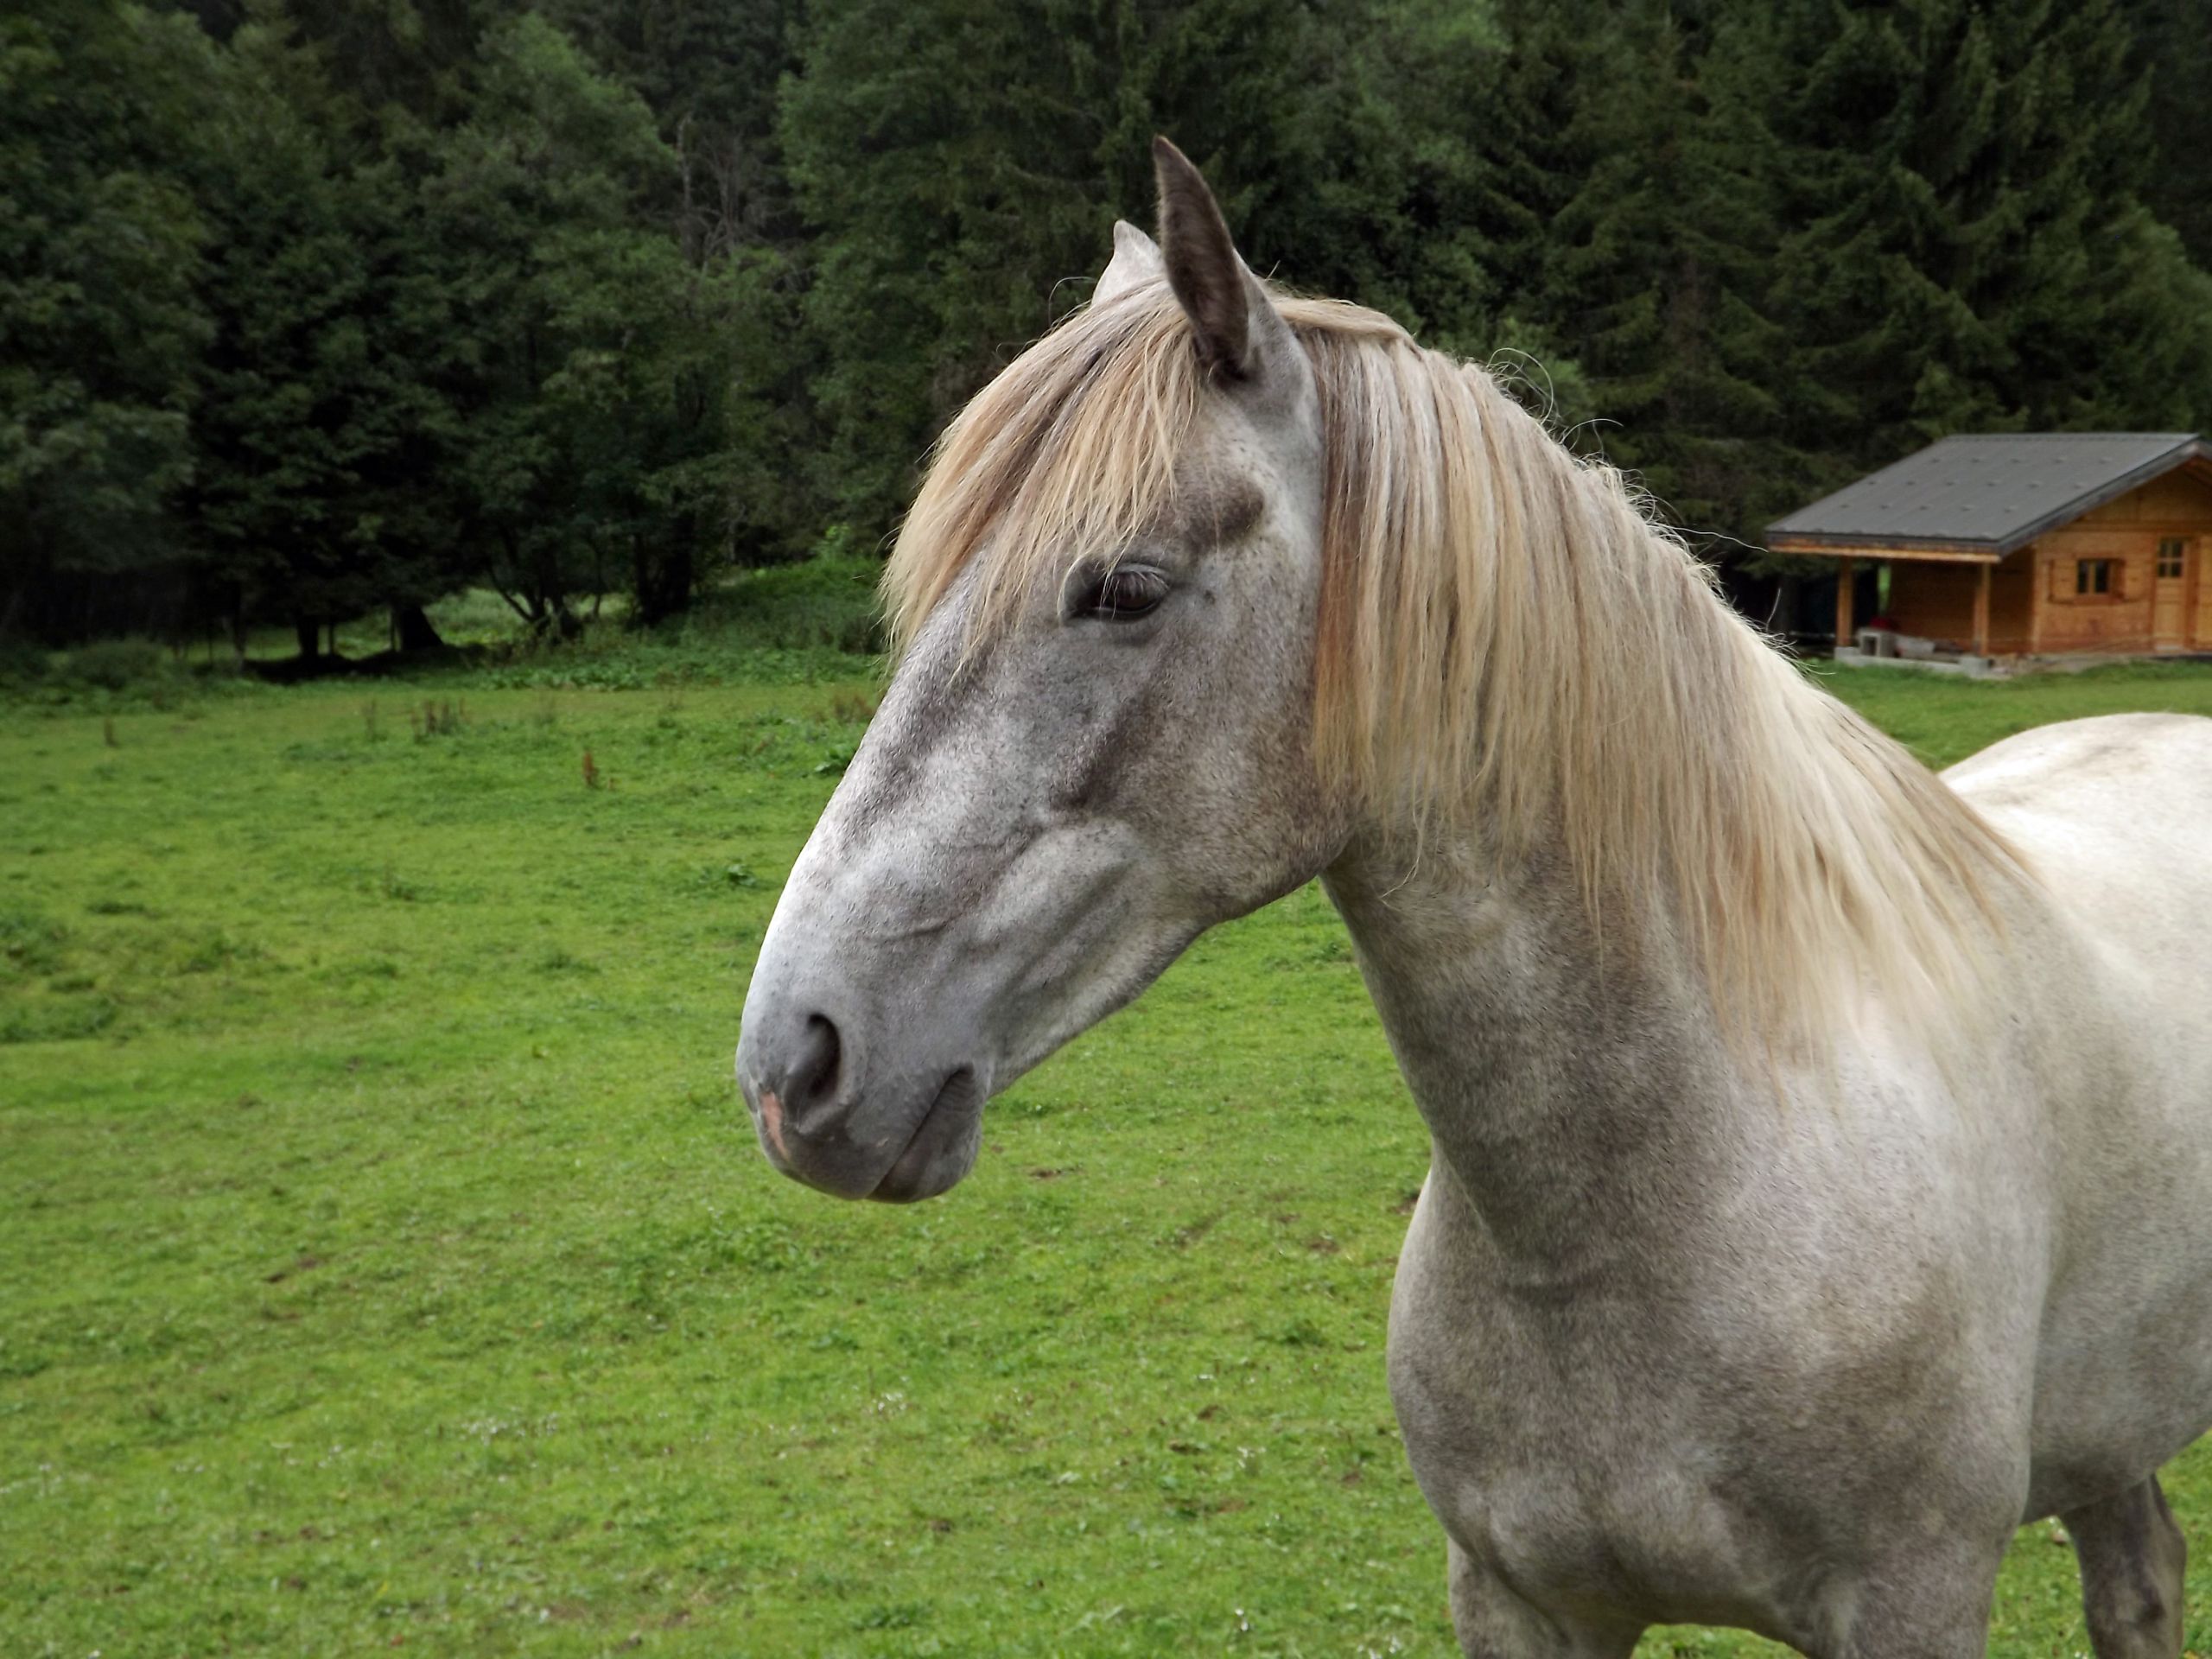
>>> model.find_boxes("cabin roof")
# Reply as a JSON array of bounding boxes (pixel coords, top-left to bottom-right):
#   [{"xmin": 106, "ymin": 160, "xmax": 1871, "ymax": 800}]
[{"xmin": 1766, "ymin": 433, "xmax": 2212, "ymax": 556}]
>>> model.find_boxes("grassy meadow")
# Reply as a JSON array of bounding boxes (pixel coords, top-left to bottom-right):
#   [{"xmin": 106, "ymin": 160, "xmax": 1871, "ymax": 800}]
[{"xmin": 7, "ymin": 640, "xmax": 2212, "ymax": 1657}]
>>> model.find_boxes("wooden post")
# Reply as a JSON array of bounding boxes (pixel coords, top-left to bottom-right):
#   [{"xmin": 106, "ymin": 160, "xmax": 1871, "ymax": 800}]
[
  {"xmin": 2026, "ymin": 544, "xmax": 2044, "ymax": 654},
  {"xmin": 1834, "ymin": 556, "xmax": 1856, "ymax": 650},
  {"xmin": 1972, "ymin": 561, "xmax": 1992, "ymax": 658}
]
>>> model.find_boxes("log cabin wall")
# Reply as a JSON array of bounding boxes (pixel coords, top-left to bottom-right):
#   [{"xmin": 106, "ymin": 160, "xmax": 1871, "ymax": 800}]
[
  {"xmin": 1886, "ymin": 555, "xmax": 2034, "ymax": 653},
  {"xmin": 2031, "ymin": 470, "xmax": 2212, "ymax": 653},
  {"xmin": 1990, "ymin": 548, "xmax": 2036, "ymax": 652}
]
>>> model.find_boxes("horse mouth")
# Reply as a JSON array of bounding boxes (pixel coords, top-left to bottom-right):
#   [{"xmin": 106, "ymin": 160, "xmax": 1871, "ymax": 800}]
[{"xmin": 867, "ymin": 1065, "xmax": 986, "ymax": 1202}]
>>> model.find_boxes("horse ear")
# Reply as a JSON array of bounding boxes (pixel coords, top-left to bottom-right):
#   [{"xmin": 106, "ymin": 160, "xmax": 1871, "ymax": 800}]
[
  {"xmin": 1095, "ymin": 219, "xmax": 1164, "ymax": 307},
  {"xmin": 1152, "ymin": 137, "xmax": 1286, "ymax": 380}
]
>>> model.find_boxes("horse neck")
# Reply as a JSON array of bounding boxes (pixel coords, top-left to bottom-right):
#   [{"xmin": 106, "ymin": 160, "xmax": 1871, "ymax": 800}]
[{"xmin": 1322, "ymin": 830, "xmax": 1745, "ymax": 1274}]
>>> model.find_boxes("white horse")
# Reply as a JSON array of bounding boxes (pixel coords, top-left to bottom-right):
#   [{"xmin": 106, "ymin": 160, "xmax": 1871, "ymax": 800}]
[{"xmin": 737, "ymin": 140, "xmax": 2212, "ymax": 1656}]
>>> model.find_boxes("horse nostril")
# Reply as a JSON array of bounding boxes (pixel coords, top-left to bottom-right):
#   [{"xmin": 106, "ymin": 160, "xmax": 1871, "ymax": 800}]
[{"xmin": 791, "ymin": 1013, "xmax": 842, "ymax": 1116}]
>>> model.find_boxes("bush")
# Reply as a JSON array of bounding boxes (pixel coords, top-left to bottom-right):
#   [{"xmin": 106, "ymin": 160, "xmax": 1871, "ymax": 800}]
[
  {"xmin": 59, "ymin": 639, "xmax": 168, "ymax": 691},
  {"xmin": 0, "ymin": 637, "xmax": 226, "ymax": 711},
  {"xmin": 0, "ymin": 637, "xmax": 49, "ymax": 684},
  {"xmin": 425, "ymin": 588, "xmax": 533, "ymax": 647},
  {"xmin": 695, "ymin": 550, "xmax": 885, "ymax": 655}
]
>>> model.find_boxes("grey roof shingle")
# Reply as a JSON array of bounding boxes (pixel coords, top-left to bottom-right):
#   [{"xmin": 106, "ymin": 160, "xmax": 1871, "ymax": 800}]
[{"xmin": 1767, "ymin": 433, "xmax": 2210, "ymax": 554}]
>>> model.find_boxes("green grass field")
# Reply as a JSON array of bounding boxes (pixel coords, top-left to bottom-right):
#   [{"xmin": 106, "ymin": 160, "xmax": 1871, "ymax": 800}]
[{"xmin": 7, "ymin": 655, "xmax": 2212, "ymax": 1657}]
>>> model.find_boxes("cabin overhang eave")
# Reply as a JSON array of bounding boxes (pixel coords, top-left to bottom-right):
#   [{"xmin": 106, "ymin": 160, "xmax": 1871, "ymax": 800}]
[{"xmin": 1765, "ymin": 536, "xmax": 2006, "ymax": 564}]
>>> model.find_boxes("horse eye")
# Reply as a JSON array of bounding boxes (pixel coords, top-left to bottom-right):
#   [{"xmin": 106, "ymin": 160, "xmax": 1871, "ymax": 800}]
[{"xmin": 1076, "ymin": 565, "xmax": 1169, "ymax": 621}]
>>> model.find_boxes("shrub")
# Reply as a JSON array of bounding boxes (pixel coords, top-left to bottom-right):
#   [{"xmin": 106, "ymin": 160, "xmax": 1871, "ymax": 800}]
[
  {"xmin": 0, "ymin": 637, "xmax": 49, "ymax": 684},
  {"xmin": 59, "ymin": 639, "xmax": 166, "ymax": 690},
  {"xmin": 696, "ymin": 553, "xmax": 885, "ymax": 656}
]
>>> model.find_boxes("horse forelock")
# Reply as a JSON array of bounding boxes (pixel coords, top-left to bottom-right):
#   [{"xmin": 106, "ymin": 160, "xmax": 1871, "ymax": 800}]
[{"xmin": 881, "ymin": 280, "xmax": 2032, "ymax": 1063}]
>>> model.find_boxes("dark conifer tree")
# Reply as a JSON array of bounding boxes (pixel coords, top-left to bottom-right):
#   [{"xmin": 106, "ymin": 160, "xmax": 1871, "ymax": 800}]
[
  {"xmin": 1764, "ymin": 0, "xmax": 2212, "ymax": 486},
  {"xmin": 1531, "ymin": 3, "xmax": 1802, "ymax": 545},
  {"xmin": 185, "ymin": 17, "xmax": 391, "ymax": 658},
  {"xmin": 781, "ymin": 0, "xmax": 1544, "ymax": 541},
  {"xmin": 2116, "ymin": 0, "xmax": 2212, "ymax": 269}
]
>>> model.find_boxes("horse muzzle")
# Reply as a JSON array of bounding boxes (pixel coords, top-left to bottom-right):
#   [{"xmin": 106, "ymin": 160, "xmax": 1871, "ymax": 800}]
[{"xmin": 735, "ymin": 993, "xmax": 988, "ymax": 1202}]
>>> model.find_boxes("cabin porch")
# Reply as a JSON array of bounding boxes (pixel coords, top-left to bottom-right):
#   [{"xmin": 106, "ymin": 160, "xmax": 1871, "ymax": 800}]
[{"xmin": 1824, "ymin": 546, "xmax": 2018, "ymax": 671}]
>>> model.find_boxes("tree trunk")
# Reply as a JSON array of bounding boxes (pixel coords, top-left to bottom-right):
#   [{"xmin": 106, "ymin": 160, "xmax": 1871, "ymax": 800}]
[
  {"xmin": 392, "ymin": 603, "xmax": 444, "ymax": 652},
  {"xmin": 632, "ymin": 520, "xmax": 696, "ymax": 627},
  {"xmin": 295, "ymin": 618, "xmax": 322, "ymax": 663}
]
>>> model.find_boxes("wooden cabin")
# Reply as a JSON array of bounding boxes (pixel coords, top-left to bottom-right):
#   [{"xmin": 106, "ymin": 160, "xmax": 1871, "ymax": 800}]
[{"xmin": 1768, "ymin": 433, "xmax": 2212, "ymax": 664}]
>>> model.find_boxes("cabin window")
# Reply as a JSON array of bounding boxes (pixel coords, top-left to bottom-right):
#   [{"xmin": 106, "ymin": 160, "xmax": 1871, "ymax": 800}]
[
  {"xmin": 2075, "ymin": 559, "xmax": 2113, "ymax": 596},
  {"xmin": 2157, "ymin": 538, "xmax": 2186, "ymax": 579}
]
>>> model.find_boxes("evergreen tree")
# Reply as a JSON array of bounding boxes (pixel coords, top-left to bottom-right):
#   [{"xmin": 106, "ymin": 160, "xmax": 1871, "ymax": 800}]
[
  {"xmin": 1537, "ymin": 4, "xmax": 1799, "ymax": 543},
  {"xmin": 1764, "ymin": 0, "xmax": 2212, "ymax": 487},
  {"xmin": 781, "ymin": 0, "xmax": 1532, "ymax": 541},
  {"xmin": 425, "ymin": 13, "xmax": 748, "ymax": 631},
  {"xmin": 543, "ymin": 0, "xmax": 805, "ymax": 257},
  {"xmin": 185, "ymin": 15, "xmax": 396, "ymax": 658},
  {"xmin": 2117, "ymin": 0, "xmax": 2212, "ymax": 269},
  {"xmin": 0, "ymin": 0, "xmax": 213, "ymax": 640},
  {"xmin": 1457, "ymin": 0, "xmax": 1594, "ymax": 342},
  {"xmin": 540, "ymin": 0, "xmax": 818, "ymax": 590},
  {"xmin": 273, "ymin": 0, "xmax": 497, "ymax": 125},
  {"xmin": 337, "ymin": 144, "xmax": 477, "ymax": 652},
  {"xmin": 779, "ymin": 0, "xmax": 1106, "ymax": 540}
]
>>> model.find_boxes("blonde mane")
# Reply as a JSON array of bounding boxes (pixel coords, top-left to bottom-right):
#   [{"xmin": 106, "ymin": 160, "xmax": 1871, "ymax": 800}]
[{"xmin": 883, "ymin": 282, "xmax": 2029, "ymax": 1055}]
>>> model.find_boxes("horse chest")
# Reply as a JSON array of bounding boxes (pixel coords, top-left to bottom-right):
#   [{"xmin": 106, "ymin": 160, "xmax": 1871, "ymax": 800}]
[
  {"xmin": 1382, "ymin": 1170, "xmax": 2018, "ymax": 1629},
  {"xmin": 1387, "ymin": 1274, "xmax": 1770, "ymax": 1622}
]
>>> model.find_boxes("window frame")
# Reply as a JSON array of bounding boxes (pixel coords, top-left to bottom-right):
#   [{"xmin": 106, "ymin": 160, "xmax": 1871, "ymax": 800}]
[
  {"xmin": 2075, "ymin": 557, "xmax": 2114, "ymax": 598},
  {"xmin": 2156, "ymin": 537, "xmax": 2187, "ymax": 581}
]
